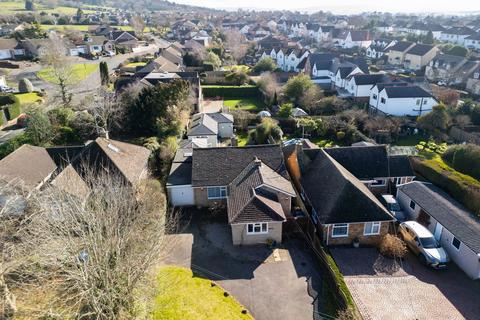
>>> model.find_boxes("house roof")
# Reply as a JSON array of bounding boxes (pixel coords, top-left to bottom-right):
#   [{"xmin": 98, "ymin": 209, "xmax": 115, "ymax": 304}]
[
  {"xmin": 227, "ymin": 158, "xmax": 294, "ymax": 224},
  {"xmin": 398, "ymin": 181, "xmax": 480, "ymax": 253},
  {"xmin": 323, "ymin": 146, "xmax": 389, "ymax": 179},
  {"xmin": 383, "ymin": 85, "xmax": 433, "ymax": 98},
  {"xmin": 444, "ymin": 26, "xmax": 476, "ymax": 36},
  {"xmin": 388, "ymin": 41, "xmax": 414, "ymax": 52},
  {"xmin": 167, "ymin": 161, "xmax": 192, "ymax": 186},
  {"xmin": 206, "ymin": 112, "xmax": 234, "ymax": 123},
  {"xmin": 350, "ymin": 74, "xmax": 387, "ymax": 86},
  {"xmin": 51, "ymin": 164, "xmax": 90, "ymax": 198},
  {"xmin": 301, "ymin": 149, "xmax": 394, "ymax": 224},
  {"xmin": 191, "ymin": 145, "xmax": 286, "ymax": 187},
  {"xmin": 187, "ymin": 113, "xmax": 218, "ymax": 136},
  {"xmin": 406, "ymin": 44, "xmax": 436, "ymax": 56},
  {"xmin": 0, "ymin": 144, "xmax": 57, "ymax": 191},
  {"xmin": 350, "ymin": 30, "xmax": 371, "ymax": 41},
  {"xmin": 388, "ymin": 155, "xmax": 414, "ymax": 177},
  {"xmin": 93, "ymin": 137, "xmax": 150, "ymax": 185},
  {"xmin": 0, "ymin": 38, "xmax": 21, "ymax": 50}
]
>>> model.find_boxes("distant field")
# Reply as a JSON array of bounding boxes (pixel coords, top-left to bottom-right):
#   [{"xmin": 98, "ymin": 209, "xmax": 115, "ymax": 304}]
[
  {"xmin": 0, "ymin": 1, "xmax": 97, "ymax": 15},
  {"xmin": 37, "ymin": 63, "xmax": 98, "ymax": 84}
]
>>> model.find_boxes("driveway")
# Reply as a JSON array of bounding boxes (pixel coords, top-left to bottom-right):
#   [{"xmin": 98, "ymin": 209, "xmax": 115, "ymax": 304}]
[
  {"xmin": 163, "ymin": 211, "xmax": 329, "ymax": 320},
  {"xmin": 331, "ymin": 247, "xmax": 480, "ymax": 320}
]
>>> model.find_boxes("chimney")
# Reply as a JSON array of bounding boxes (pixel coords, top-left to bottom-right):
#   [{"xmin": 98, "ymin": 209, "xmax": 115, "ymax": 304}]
[{"xmin": 254, "ymin": 156, "xmax": 262, "ymax": 167}]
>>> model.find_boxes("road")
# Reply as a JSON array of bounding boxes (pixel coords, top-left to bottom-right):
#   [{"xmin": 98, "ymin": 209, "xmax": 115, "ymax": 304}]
[{"xmin": 8, "ymin": 42, "xmax": 159, "ymax": 106}]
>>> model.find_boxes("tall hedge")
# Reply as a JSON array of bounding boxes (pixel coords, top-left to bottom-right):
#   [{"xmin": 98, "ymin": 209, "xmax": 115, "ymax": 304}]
[
  {"xmin": 202, "ymin": 85, "xmax": 260, "ymax": 98},
  {"xmin": 442, "ymin": 144, "xmax": 480, "ymax": 181},
  {"xmin": 0, "ymin": 94, "xmax": 21, "ymax": 120}
]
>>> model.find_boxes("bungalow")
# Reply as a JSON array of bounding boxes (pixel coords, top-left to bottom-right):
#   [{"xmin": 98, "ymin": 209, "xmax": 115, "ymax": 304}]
[
  {"xmin": 369, "ymin": 83, "xmax": 438, "ymax": 116},
  {"xmin": 167, "ymin": 145, "xmax": 296, "ymax": 245},
  {"xmin": 20, "ymin": 39, "xmax": 54, "ymax": 58},
  {"xmin": 397, "ymin": 181, "xmax": 480, "ymax": 280},
  {"xmin": 108, "ymin": 30, "xmax": 138, "ymax": 51},
  {"xmin": 283, "ymin": 145, "xmax": 395, "ymax": 246},
  {"xmin": 403, "ymin": 44, "xmax": 438, "ymax": 70},
  {"xmin": 0, "ymin": 39, "xmax": 25, "ymax": 60}
]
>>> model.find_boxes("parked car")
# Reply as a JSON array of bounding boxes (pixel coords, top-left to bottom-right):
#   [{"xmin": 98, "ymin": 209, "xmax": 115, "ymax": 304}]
[
  {"xmin": 102, "ymin": 51, "xmax": 115, "ymax": 57},
  {"xmin": 0, "ymin": 85, "xmax": 14, "ymax": 93},
  {"xmin": 380, "ymin": 194, "xmax": 406, "ymax": 221},
  {"xmin": 399, "ymin": 221, "xmax": 449, "ymax": 269}
]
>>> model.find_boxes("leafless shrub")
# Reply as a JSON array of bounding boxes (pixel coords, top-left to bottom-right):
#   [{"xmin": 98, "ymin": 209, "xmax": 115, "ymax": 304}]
[{"xmin": 379, "ymin": 234, "xmax": 407, "ymax": 259}]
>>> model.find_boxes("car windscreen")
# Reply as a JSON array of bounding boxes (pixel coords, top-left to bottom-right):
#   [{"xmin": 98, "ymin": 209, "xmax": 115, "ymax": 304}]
[{"xmin": 420, "ymin": 237, "xmax": 440, "ymax": 249}]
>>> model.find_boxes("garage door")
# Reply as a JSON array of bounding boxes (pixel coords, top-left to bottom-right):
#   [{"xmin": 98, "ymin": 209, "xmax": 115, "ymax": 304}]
[{"xmin": 169, "ymin": 185, "xmax": 194, "ymax": 206}]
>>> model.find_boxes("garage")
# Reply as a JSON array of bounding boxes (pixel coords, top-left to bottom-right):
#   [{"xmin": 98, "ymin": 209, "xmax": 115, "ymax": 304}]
[
  {"xmin": 168, "ymin": 185, "xmax": 194, "ymax": 206},
  {"xmin": 0, "ymin": 49, "xmax": 12, "ymax": 60}
]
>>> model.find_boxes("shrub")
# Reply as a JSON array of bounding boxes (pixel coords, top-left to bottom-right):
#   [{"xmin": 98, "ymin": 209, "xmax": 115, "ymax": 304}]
[
  {"xmin": 336, "ymin": 131, "xmax": 346, "ymax": 140},
  {"xmin": 202, "ymin": 85, "xmax": 259, "ymax": 98},
  {"xmin": 0, "ymin": 94, "xmax": 21, "ymax": 120},
  {"xmin": 18, "ymin": 78, "xmax": 34, "ymax": 93},
  {"xmin": 253, "ymin": 57, "xmax": 276, "ymax": 73},
  {"xmin": 442, "ymin": 144, "xmax": 480, "ymax": 181},
  {"xmin": 379, "ymin": 234, "xmax": 407, "ymax": 258}
]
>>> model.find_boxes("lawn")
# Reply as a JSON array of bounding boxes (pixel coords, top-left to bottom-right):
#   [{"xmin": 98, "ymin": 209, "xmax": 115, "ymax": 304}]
[
  {"xmin": 40, "ymin": 24, "xmax": 154, "ymax": 32},
  {"xmin": 37, "ymin": 63, "xmax": 98, "ymax": 85},
  {"xmin": 223, "ymin": 98, "xmax": 264, "ymax": 112},
  {"xmin": 392, "ymin": 134, "xmax": 427, "ymax": 146},
  {"xmin": 125, "ymin": 62, "xmax": 147, "ymax": 68},
  {"xmin": 0, "ymin": 1, "xmax": 96, "ymax": 15},
  {"xmin": 150, "ymin": 266, "xmax": 252, "ymax": 320},
  {"xmin": 223, "ymin": 65, "xmax": 250, "ymax": 73},
  {"xmin": 15, "ymin": 92, "xmax": 43, "ymax": 105}
]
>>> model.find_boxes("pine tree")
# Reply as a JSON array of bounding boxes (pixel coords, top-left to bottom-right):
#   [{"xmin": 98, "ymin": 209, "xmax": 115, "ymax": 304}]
[{"xmin": 99, "ymin": 61, "xmax": 109, "ymax": 86}]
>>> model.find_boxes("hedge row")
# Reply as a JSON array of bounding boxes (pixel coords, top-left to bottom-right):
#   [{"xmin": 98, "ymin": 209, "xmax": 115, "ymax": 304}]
[
  {"xmin": 0, "ymin": 94, "xmax": 21, "ymax": 121},
  {"xmin": 442, "ymin": 144, "xmax": 480, "ymax": 181},
  {"xmin": 410, "ymin": 156, "xmax": 480, "ymax": 217},
  {"xmin": 202, "ymin": 85, "xmax": 259, "ymax": 98}
]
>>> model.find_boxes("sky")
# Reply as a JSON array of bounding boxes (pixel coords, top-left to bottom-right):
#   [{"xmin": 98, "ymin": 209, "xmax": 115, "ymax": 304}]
[{"xmin": 171, "ymin": 0, "xmax": 480, "ymax": 14}]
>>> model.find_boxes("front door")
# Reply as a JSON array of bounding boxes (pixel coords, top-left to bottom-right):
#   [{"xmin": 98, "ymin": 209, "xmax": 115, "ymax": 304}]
[{"xmin": 434, "ymin": 223, "xmax": 443, "ymax": 241}]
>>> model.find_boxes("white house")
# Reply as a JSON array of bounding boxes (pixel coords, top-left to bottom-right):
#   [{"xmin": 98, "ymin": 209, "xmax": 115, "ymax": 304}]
[
  {"xmin": 283, "ymin": 48, "xmax": 309, "ymax": 72},
  {"xmin": 440, "ymin": 27, "xmax": 476, "ymax": 45},
  {"xmin": 366, "ymin": 39, "xmax": 396, "ymax": 59},
  {"xmin": 333, "ymin": 65, "xmax": 363, "ymax": 89},
  {"xmin": 345, "ymin": 74, "xmax": 388, "ymax": 98},
  {"xmin": 464, "ymin": 33, "xmax": 480, "ymax": 51},
  {"xmin": 187, "ymin": 112, "xmax": 234, "ymax": 147},
  {"xmin": 336, "ymin": 30, "xmax": 372, "ymax": 49},
  {"xmin": 369, "ymin": 84, "xmax": 437, "ymax": 116},
  {"xmin": 397, "ymin": 181, "xmax": 480, "ymax": 280}
]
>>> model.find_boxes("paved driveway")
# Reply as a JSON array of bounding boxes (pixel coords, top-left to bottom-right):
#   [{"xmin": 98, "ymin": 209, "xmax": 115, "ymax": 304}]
[
  {"xmin": 164, "ymin": 212, "xmax": 328, "ymax": 320},
  {"xmin": 331, "ymin": 247, "xmax": 480, "ymax": 320}
]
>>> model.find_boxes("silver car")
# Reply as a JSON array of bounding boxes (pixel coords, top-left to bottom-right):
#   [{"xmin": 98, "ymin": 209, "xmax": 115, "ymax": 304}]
[
  {"xmin": 399, "ymin": 221, "xmax": 449, "ymax": 269},
  {"xmin": 380, "ymin": 194, "xmax": 406, "ymax": 222}
]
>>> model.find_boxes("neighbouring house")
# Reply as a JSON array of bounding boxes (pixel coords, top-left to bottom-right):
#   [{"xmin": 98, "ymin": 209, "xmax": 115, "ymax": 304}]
[
  {"xmin": 425, "ymin": 54, "xmax": 480, "ymax": 86},
  {"xmin": 403, "ymin": 44, "xmax": 438, "ymax": 70},
  {"xmin": 108, "ymin": 30, "xmax": 139, "ymax": 51},
  {"xmin": 304, "ymin": 53, "xmax": 337, "ymax": 85},
  {"xmin": 466, "ymin": 65, "xmax": 480, "ymax": 95},
  {"xmin": 333, "ymin": 64, "xmax": 364, "ymax": 89},
  {"xmin": 387, "ymin": 41, "xmax": 416, "ymax": 66},
  {"xmin": 397, "ymin": 181, "xmax": 480, "ymax": 280},
  {"xmin": 283, "ymin": 144, "xmax": 395, "ymax": 246},
  {"xmin": 167, "ymin": 145, "xmax": 296, "ymax": 245},
  {"xmin": 440, "ymin": 27, "xmax": 476, "ymax": 45},
  {"xmin": 464, "ymin": 33, "xmax": 480, "ymax": 51},
  {"xmin": 334, "ymin": 30, "xmax": 372, "ymax": 49},
  {"xmin": 369, "ymin": 82, "xmax": 438, "ymax": 116},
  {"xmin": 187, "ymin": 112, "xmax": 234, "ymax": 147},
  {"xmin": 283, "ymin": 48, "xmax": 310, "ymax": 72},
  {"xmin": 0, "ymin": 144, "xmax": 57, "ymax": 192},
  {"xmin": 0, "ymin": 39, "xmax": 25, "ymax": 60},
  {"xmin": 344, "ymin": 74, "xmax": 389, "ymax": 99},
  {"xmin": 366, "ymin": 39, "xmax": 396, "ymax": 59},
  {"xmin": 69, "ymin": 35, "xmax": 114, "ymax": 56},
  {"xmin": 20, "ymin": 39, "xmax": 54, "ymax": 58}
]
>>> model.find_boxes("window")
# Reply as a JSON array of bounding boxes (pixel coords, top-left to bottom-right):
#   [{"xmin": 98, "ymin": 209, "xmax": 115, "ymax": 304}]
[
  {"xmin": 371, "ymin": 179, "xmax": 386, "ymax": 186},
  {"xmin": 423, "ymin": 99, "xmax": 428, "ymax": 105},
  {"xmin": 452, "ymin": 237, "xmax": 461, "ymax": 250},
  {"xmin": 409, "ymin": 200, "xmax": 416, "ymax": 210},
  {"xmin": 364, "ymin": 222, "xmax": 381, "ymax": 235},
  {"xmin": 416, "ymin": 99, "xmax": 421, "ymax": 106},
  {"xmin": 372, "ymin": 94, "xmax": 378, "ymax": 100},
  {"xmin": 207, "ymin": 186, "xmax": 227, "ymax": 199},
  {"xmin": 332, "ymin": 224, "xmax": 349, "ymax": 237},
  {"xmin": 247, "ymin": 222, "xmax": 268, "ymax": 234},
  {"xmin": 380, "ymin": 97, "xmax": 386, "ymax": 104}
]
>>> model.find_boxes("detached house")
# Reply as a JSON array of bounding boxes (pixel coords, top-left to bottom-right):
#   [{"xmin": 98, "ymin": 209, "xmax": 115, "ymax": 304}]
[
  {"xmin": 284, "ymin": 145, "xmax": 394, "ymax": 246},
  {"xmin": 0, "ymin": 39, "xmax": 25, "ymax": 60},
  {"xmin": 108, "ymin": 30, "xmax": 138, "ymax": 51},
  {"xmin": 187, "ymin": 112, "xmax": 234, "ymax": 147},
  {"xmin": 397, "ymin": 181, "xmax": 480, "ymax": 280},
  {"xmin": 167, "ymin": 145, "xmax": 296, "ymax": 246},
  {"xmin": 370, "ymin": 83, "xmax": 437, "ymax": 116},
  {"xmin": 344, "ymin": 74, "xmax": 389, "ymax": 99}
]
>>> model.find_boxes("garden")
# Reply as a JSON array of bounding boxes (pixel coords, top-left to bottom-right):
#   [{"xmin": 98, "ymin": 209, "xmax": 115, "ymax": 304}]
[{"xmin": 37, "ymin": 63, "xmax": 98, "ymax": 84}]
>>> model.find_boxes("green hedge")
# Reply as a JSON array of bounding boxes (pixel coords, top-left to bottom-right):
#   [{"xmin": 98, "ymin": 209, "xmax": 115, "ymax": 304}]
[
  {"xmin": 202, "ymin": 85, "xmax": 260, "ymax": 98},
  {"xmin": 442, "ymin": 144, "xmax": 480, "ymax": 181},
  {"xmin": 0, "ymin": 133, "xmax": 32, "ymax": 160},
  {"xmin": 411, "ymin": 156, "xmax": 480, "ymax": 217},
  {"xmin": 0, "ymin": 94, "xmax": 21, "ymax": 121}
]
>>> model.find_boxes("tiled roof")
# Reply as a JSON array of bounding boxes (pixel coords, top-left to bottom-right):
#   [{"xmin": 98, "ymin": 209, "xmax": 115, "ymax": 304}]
[
  {"xmin": 384, "ymin": 85, "xmax": 432, "ymax": 98},
  {"xmin": 406, "ymin": 44, "xmax": 436, "ymax": 56},
  {"xmin": 388, "ymin": 41, "xmax": 414, "ymax": 52},
  {"xmin": 301, "ymin": 149, "xmax": 393, "ymax": 224},
  {"xmin": 398, "ymin": 181, "xmax": 480, "ymax": 253},
  {"xmin": 187, "ymin": 113, "xmax": 218, "ymax": 136}
]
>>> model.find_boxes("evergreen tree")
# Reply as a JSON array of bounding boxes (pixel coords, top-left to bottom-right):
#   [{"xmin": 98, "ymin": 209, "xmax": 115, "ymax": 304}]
[
  {"xmin": 425, "ymin": 30, "xmax": 434, "ymax": 44},
  {"xmin": 99, "ymin": 61, "xmax": 109, "ymax": 86},
  {"xmin": 25, "ymin": 0, "xmax": 34, "ymax": 11}
]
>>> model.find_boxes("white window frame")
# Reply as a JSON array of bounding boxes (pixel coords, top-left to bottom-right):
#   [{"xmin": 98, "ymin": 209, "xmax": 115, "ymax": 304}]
[
  {"xmin": 364, "ymin": 222, "xmax": 381, "ymax": 235},
  {"xmin": 331, "ymin": 223, "xmax": 349, "ymax": 238},
  {"xmin": 247, "ymin": 222, "xmax": 268, "ymax": 235},
  {"xmin": 370, "ymin": 179, "xmax": 386, "ymax": 187},
  {"xmin": 451, "ymin": 237, "xmax": 461, "ymax": 250},
  {"xmin": 207, "ymin": 186, "xmax": 228, "ymax": 199}
]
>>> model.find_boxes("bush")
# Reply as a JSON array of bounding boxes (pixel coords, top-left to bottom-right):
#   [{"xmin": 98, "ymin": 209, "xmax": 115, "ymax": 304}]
[
  {"xmin": 379, "ymin": 234, "xmax": 407, "ymax": 258},
  {"xmin": 0, "ymin": 94, "xmax": 21, "ymax": 120},
  {"xmin": 18, "ymin": 78, "xmax": 34, "ymax": 93},
  {"xmin": 0, "ymin": 133, "xmax": 33, "ymax": 160},
  {"xmin": 202, "ymin": 85, "xmax": 259, "ymax": 98},
  {"xmin": 253, "ymin": 57, "xmax": 277, "ymax": 73},
  {"xmin": 442, "ymin": 144, "xmax": 480, "ymax": 181}
]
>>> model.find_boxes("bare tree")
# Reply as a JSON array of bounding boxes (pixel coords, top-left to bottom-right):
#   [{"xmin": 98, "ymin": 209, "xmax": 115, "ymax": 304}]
[
  {"xmin": 88, "ymin": 88, "xmax": 125, "ymax": 139},
  {"xmin": 130, "ymin": 15, "xmax": 145, "ymax": 38},
  {"xmin": 223, "ymin": 28, "xmax": 248, "ymax": 63},
  {"xmin": 257, "ymin": 72, "xmax": 281, "ymax": 103},
  {"xmin": 40, "ymin": 33, "xmax": 74, "ymax": 106},
  {"xmin": 14, "ymin": 170, "xmax": 175, "ymax": 319}
]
